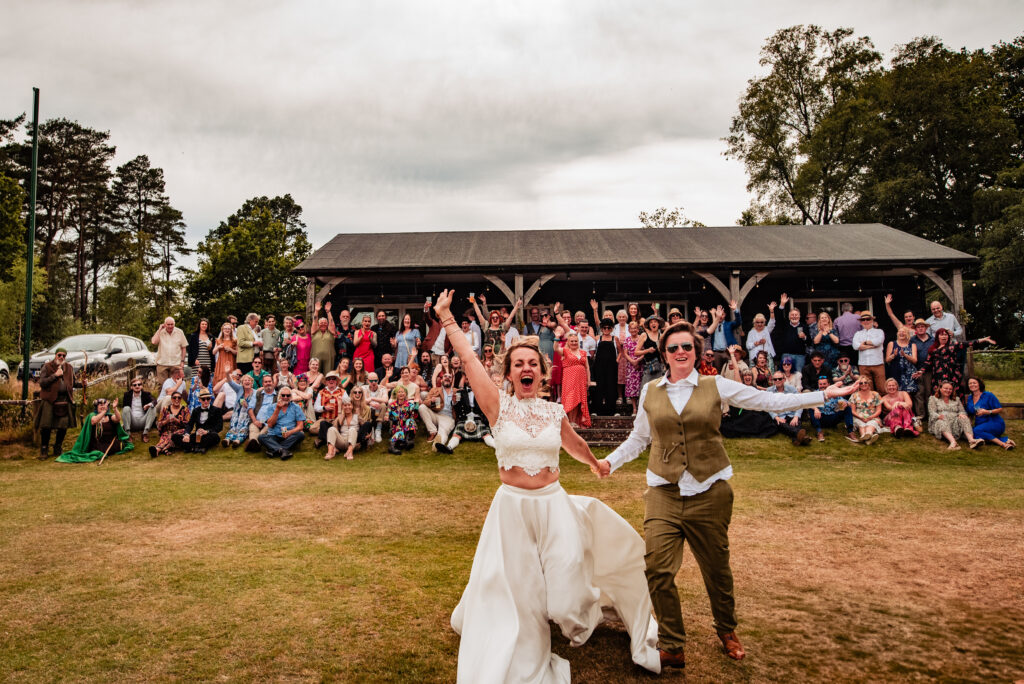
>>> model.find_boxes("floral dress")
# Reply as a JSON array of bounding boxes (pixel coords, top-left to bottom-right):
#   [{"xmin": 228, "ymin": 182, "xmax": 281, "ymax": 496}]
[
  {"xmin": 155, "ymin": 405, "xmax": 190, "ymax": 453},
  {"xmin": 850, "ymin": 391, "xmax": 882, "ymax": 427},
  {"xmin": 922, "ymin": 341, "xmax": 980, "ymax": 398},
  {"xmin": 225, "ymin": 388, "xmax": 255, "ymax": 442},
  {"xmin": 623, "ymin": 334, "xmax": 643, "ymax": 399},
  {"xmin": 388, "ymin": 399, "xmax": 418, "ymax": 446},
  {"xmin": 889, "ymin": 342, "xmax": 918, "ymax": 394},
  {"xmin": 187, "ymin": 378, "xmax": 213, "ymax": 411}
]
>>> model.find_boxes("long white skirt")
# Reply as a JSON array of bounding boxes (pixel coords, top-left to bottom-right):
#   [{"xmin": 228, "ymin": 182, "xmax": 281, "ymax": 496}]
[{"xmin": 451, "ymin": 481, "xmax": 661, "ymax": 683}]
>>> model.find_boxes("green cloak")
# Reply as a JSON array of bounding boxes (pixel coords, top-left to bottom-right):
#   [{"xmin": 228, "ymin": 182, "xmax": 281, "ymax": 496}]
[{"xmin": 56, "ymin": 412, "xmax": 135, "ymax": 463}]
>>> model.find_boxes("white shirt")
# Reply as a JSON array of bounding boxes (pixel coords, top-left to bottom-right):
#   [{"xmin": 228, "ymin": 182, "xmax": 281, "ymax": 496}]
[
  {"xmin": 852, "ymin": 328, "xmax": 885, "ymax": 366},
  {"xmin": 504, "ymin": 326, "xmax": 520, "ymax": 349},
  {"xmin": 130, "ymin": 392, "xmax": 145, "ymax": 422},
  {"xmin": 607, "ymin": 370, "xmax": 825, "ymax": 497},
  {"xmin": 926, "ymin": 312, "xmax": 963, "ymax": 341},
  {"xmin": 579, "ymin": 334, "xmax": 597, "ymax": 357},
  {"xmin": 745, "ymin": 318, "xmax": 777, "ymax": 360},
  {"xmin": 430, "ymin": 327, "xmax": 447, "ymax": 356}
]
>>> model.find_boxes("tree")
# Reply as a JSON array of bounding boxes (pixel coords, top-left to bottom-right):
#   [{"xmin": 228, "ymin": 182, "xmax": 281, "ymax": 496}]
[
  {"xmin": 638, "ymin": 206, "xmax": 705, "ymax": 228},
  {"xmin": 992, "ymin": 35, "xmax": 1024, "ymax": 146},
  {"xmin": 975, "ymin": 162, "xmax": 1024, "ymax": 343},
  {"xmin": 0, "ymin": 174, "xmax": 25, "ymax": 282},
  {"xmin": 183, "ymin": 200, "xmax": 312, "ymax": 326},
  {"xmin": 725, "ymin": 25, "xmax": 882, "ymax": 224},
  {"xmin": 212, "ymin": 193, "xmax": 306, "ymax": 241}
]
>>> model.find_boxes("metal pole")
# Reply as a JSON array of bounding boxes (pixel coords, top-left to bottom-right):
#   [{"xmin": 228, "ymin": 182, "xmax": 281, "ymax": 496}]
[{"xmin": 22, "ymin": 88, "xmax": 39, "ymax": 402}]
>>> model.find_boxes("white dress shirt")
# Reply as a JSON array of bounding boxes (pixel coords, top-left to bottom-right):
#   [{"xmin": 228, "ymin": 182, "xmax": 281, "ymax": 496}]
[
  {"xmin": 606, "ymin": 370, "xmax": 825, "ymax": 496},
  {"xmin": 852, "ymin": 328, "xmax": 885, "ymax": 366}
]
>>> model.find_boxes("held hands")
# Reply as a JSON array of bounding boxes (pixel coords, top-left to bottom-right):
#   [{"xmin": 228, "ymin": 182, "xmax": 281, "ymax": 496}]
[{"xmin": 592, "ymin": 460, "xmax": 611, "ymax": 478}]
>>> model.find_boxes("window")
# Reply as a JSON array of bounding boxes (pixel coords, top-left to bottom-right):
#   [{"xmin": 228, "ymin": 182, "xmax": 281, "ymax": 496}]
[{"xmin": 792, "ymin": 298, "xmax": 871, "ymax": 319}]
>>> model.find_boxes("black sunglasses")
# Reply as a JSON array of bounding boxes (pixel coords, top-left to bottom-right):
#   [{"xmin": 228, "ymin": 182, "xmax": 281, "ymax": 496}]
[{"xmin": 665, "ymin": 342, "xmax": 694, "ymax": 353}]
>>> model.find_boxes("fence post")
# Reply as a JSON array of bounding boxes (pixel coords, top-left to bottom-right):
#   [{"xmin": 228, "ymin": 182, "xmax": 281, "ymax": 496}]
[{"xmin": 127, "ymin": 359, "xmax": 136, "ymax": 390}]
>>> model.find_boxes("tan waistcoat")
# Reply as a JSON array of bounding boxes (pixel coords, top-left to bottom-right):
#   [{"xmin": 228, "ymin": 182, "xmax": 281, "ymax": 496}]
[{"xmin": 644, "ymin": 375, "xmax": 730, "ymax": 483}]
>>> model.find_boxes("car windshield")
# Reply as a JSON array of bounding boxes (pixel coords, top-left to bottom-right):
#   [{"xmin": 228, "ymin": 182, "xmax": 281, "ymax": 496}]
[{"xmin": 53, "ymin": 335, "xmax": 111, "ymax": 353}]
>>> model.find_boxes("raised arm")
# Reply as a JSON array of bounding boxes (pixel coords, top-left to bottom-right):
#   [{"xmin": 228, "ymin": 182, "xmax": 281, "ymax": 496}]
[
  {"xmin": 436, "ymin": 290, "xmax": 499, "ymax": 423},
  {"xmin": 883, "ymin": 294, "xmax": 903, "ymax": 330},
  {"xmin": 471, "ymin": 297, "xmax": 489, "ymax": 332}
]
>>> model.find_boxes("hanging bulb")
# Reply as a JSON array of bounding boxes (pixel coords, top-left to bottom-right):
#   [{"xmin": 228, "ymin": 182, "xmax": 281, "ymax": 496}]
[
  {"xmin": 647, "ymin": 282, "xmax": 652, "ymax": 294},
  {"xmin": 591, "ymin": 282, "xmax": 596, "ymax": 295},
  {"xmin": 810, "ymin": 279, "xmax": 815, "ymax": 293}
]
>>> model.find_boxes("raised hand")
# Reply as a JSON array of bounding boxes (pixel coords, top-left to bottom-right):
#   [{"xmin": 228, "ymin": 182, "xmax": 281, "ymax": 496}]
[
  {"xmin": 729, "ymin": 300, "xmax": 738, "ymax": 310},
  {"xmin": 434, "ymin": 289, "xmax": 455, "ymax": 319},
  {"xmin": 780, "ymin": 293, "xmax": 789, "ymax": 307},
  {"xmin": 325, "ymin": 301, "xmax": 332, "ymax": 312},
  {"xmin": 884, "ymin": 294, "xmax": 893, "ymax": 305},
  {"xmin": 590, "ymin": 298, "xmax": 598, "ymax": 309},
  {"xmin": 314, "ymin": 301, "xmax": 322, "ymax": 311},
  {"xmin": 768, "ymin": 301, "xmax": 777, "ymax": 312}
]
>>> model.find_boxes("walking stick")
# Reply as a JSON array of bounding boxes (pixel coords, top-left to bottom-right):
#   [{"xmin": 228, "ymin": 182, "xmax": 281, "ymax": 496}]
[{"xmin": 96, "ymin": 433, "xmax": 118, "ymax": 466}]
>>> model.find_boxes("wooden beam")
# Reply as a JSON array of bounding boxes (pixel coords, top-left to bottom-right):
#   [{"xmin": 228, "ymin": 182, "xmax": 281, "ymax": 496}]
[
  {"xmin": 737, "ymin": 271, "xmax": 772, "ymax": 306},
  {"xmin": 952, "ymin": 268, "xmax": 964, "ymax": 318},
  {"xmin": 729, "ymin": 272, "xmax": 741, "ymax": 320},
  {"xmin": 523, "ymin": 273, "xmax": 558, "ymax": 307},
  {"xmin": 482, "ymin": 275, "xmax": 516, "ymax": 303},
  {"xmin": 514, "ymin": 274, "xmax": 524, "ymax": 327},
  {"xmin": 315, "ymin": 277, "xmax": 347, "ymax": 304},
  {"xmin": 693, "ymin": 271, "xmax": 731, "ymax": 302},
  {"xmin": 305, "ymin": 278, "xmax": 316, "ymax": 323},
  {"xmin": 917, "ymin": 268, "xmax": 955, "ymax": 305}
]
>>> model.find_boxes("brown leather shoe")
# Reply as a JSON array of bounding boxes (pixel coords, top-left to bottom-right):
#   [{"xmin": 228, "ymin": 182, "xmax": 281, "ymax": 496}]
[
  {"xmin": 659, "ymin": 649, "xmax": 685, "ymax": 668},
  {"xmin": 718, "ymin": 631, "xmax": 746, "ymax": 660}
]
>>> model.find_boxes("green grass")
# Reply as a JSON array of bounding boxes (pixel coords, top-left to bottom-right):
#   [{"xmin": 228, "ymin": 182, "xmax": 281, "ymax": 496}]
[
  {"xmin": 985, "ymin": 379, "xmax": 1024, "ymax": 403},
  {"xmin": 2, "ymin": 425, "xmax": 1023, "ymax": 683}
]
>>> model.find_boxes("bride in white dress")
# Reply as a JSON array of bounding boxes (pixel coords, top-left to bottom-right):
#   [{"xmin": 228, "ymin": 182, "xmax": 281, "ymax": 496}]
[{"xmin": 433, "ymin": 290, "xmax": 660, "ymax": 683}]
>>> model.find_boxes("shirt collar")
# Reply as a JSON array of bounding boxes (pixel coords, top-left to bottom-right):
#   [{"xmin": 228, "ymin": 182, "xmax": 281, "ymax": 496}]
[{"xmin": 658, "ymin": 369, "xmax": 699, "ymax": 387}]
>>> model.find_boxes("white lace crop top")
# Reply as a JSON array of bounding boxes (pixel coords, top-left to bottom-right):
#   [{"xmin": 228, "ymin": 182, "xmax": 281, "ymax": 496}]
[{"xmin": 492, "ymin": 393, "xmax": 567, "ymax": 476}]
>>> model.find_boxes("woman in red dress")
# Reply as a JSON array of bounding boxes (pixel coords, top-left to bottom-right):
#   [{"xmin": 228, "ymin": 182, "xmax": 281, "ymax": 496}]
[
  {"xmin": 352, "ymin": 314, "xmax": 377, "ymax": 373},
  {"xmin": 557, "ymin": 330, "xmax": 591, "ymax": 428},
  {"xmin": 549, "ymin": 308, "xmax": 573, "ymax": 402}
]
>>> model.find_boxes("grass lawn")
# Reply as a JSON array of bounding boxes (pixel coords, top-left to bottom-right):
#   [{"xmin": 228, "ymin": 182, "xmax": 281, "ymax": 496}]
[
  {"xmin": 984, "ymin": 379, "xmax": 1024, "ymax": 403},
  {"xmin": 2, "ymin": 423, "xmax": 1023, "ymax": 683}
]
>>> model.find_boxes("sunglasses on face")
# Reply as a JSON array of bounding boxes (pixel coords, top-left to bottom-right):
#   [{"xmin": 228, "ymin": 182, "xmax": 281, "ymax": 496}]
[
  {"xmin": 132, "ymin": 383, "xmax": 142, "ymax": 388},
  {"xmin": 280, "ymin": 394, "xmax": 292, "ymax": 399},
  {"xmin": 773, "ymin": 377, "xmax": 785, "ymax": 381},
  {"xmin": 665, "ymin": 343, "xmax": 694, "ymax": 353}
]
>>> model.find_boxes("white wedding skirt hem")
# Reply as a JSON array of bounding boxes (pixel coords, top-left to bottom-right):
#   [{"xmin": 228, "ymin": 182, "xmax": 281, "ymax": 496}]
[{"xmin": 451, "ymin": 481, "xmax": 660, "ymax": 683}]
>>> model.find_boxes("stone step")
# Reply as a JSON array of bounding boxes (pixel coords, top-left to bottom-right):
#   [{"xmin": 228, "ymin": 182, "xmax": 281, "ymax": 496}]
[{"xmin": 588, "ymin": 415, "xmax": 637, "ymax": 429}]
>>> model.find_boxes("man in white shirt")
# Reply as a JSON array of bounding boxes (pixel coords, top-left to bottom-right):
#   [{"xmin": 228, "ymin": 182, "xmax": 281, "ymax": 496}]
[
  {"xmin": 151, "ymin": 317, "xmax": 187, "ymax": 385},
  {"xmin": 598, "ymin": 320, "xmax": 854, "ymax": 669},
  {"xmin": 156, "ymin": 367, "xmax": 187, "ymax": 410},
  {"xmin": 576, "ymin": 321, "xmax": 597, "ymax": 357},
  {"xmin": 851, "ymin": 311, "xmax": 886, "ymax": 393},
  {"xmin": 460, "ymin": 318, "xmax": 481, "ymax": 358},
  {"xmin": 925, "ymin": 300, "xmax": 964, "ymax": 341}
]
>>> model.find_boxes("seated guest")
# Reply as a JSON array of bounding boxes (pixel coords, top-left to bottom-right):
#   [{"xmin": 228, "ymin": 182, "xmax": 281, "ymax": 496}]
[
  {"xmin": 377, "ymin": 353, "xmax": 399, "ymax": 388},
  {"xmin": 833, "ymin": 354, "xmax": 859, "ymax": 387},
  {"xmin": 390, "ymin": 366, "xmax": 421, "ymax": 401},
  {"xmin": 336, "ymin": 357, "xmax": 353, "ymax": 393},
  {"xmin": 274, "ymin": 356, "xmax": 296, "ymax": 390},
  {"xmin": 881, "ymin": 377, "xmax": 919, "ymax": 438},
  {"xmin": 186, "ymin": 366, "xmax": 213, "ymax": 411},
  {"xmin": 745, "ymin": 303, "xmax": 778, "ymax": 367},
  {"xmin": 245, "ymin": 375, "xmax": 279, "ymax": 452},
  {"xmin": 312, "ymin": 371, "xmax": 348, "ymax": 447},
  {"xmin": 324, "ymin": 400, "xmax": 360, "ymax": 461},
  {"xmin": 305, "ymin": 357, "xmax": 325, "ymax": 392},
  {"xmin": 752, "ymin": 350, "xmax": 772, "ymax": 389},
  {"xmin": 450, "ymin": 355, "xmax": 467, "ymax": 389},
  {"xmin": 292, "ymin": 374, "xmax": 317, "ymax": 426},
  {"xmin": 720, "ymin": 370, "xmax": 780, "ymax": 439},
  {"xmin": 419, "ymin": 372, "xmax": 457, "ymax": 450},
  {"xmin": 719, "ymin": 345, "xmax": 749, "ymax": 383},
  {"xmin": 365, "ymin": 372, "xmax": 389, "ymax": 443},
  {"xmin": 150, "ymin": 390, "xmax": 190, "ymax": 458},
  {"xmin": 173, "ymin": 388, "xmax": 224, "ymax": 453},
  {"xmin": 56, "ymin": 398, "xmax": 133, "ymax": 463},
  {"xmin": 246, "ymin": 355, "xmax": 271, "ymax": 388},
  {"xmin": 418, "ymin": 350, "xmax": 435, "ymax": 385},
  {"xmin": 808, "ymin": 375, "xmax": 856, "ymax": 442},
  {"xmin": 257, "ymin": 386, "xmax": 306, "ymax": 460},
  {"xmin": 697, "ymin": 348, "xmax": 719, "ymax": 376},
  {"xmin": 966, "ymin": 377, "xmax": 1015, "ymax": 449},
  {"xmin": 157, "ymin": 366, "xmax": 188, "ymax": 410},
  {"xmin": 430, "ymin": 354, "xmax": 450, "ymax": 387},
  {"xmin": 387, "ymin": 385, "xmax": 418, "ymax": 454},
  {"xmin": 779, "ymin": 354, "xmax": 802, "ymax": 390},
  {"xmin": 928, "ymin": 381, "xmax": 982, "ymax": 450},
  {"xmin": 213, "ymin": 368, "xmax": 244, "ymax": 412},
  {"xmin": 767, "ymin": 372, "xmax": 812, "ymax": 445},
  {"xmin": 436, "ymin": 373, "xmax": 497, "ymax": 453},
  {"xmin": 849, "ymin": 376, "xmax": 883, "ymax": 445},
  {"xmin": 801, "ymin": 351, "xmax": 834, "ymax": 392},
  {"xmin": 407, "ymin": 362, "xmax": 429, "ymax": 397},
  {"xmin": 221, "ymin": 374, "xmax": 257, "ymax": 448},
  {"xmin": 349, "ymin": 357, "xmax": 369, "ymax": 388},
  {"xmin": 121, "ymin": 377, "xmax": 156, "ymax": 442},
  {"xmin": 348, "ymin": 386, "xmax": 375, "ymax": 446}
]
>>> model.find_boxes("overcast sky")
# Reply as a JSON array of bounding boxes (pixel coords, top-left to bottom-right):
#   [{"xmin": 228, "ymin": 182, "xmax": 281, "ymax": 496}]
[{"xmin": 2, "ymin": 1, "xmax": 1021, "ymax": 254}]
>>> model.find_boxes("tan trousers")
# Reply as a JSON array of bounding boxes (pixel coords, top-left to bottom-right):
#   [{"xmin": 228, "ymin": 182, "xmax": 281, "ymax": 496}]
[{"xmin": 858, "ymin": 364, "xmax": 886, "ymax": 393}]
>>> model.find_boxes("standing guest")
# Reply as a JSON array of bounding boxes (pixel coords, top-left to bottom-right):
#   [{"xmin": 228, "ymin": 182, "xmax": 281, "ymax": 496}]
[
  {"xmin": 292, "ymin": 319, "xmax": 312, "ymax": 374},
  {"xmin": 627, "ymin": 301, "xmax": 643, "ymax": 329},
  {"xmin": 928, "ymin": 381, "xmax": 982, "ymax": 450},
  {"xmin": 186, "ymin": 367, "xmax": 213, "ymax": 411},
  {"xmin": 623, "ymin": 320, "xmax": 644, "ymax": 414},
  {"xmin": 388, "ymin": 366, "xmax": 421, "ymax": 401},
  {"xmin": 849, "ymin": 376, "xmax": 883, "ymax": 445},
  {"xmin": 245, "ymin": 355, "xmax": 271, "ymax": 388},
  {"xmin": 852, "ymin": 311, "xmax": 886, "ymax": 395},
  {"xmin": 883, "ymin": 294, "xmax": 917, "ymax": 332},
  {"xmin": 312, "ymin": 371, "xmax": 348, "ymax": 447},
  {"xmin": 804, "ymin": 310, "xmax": 819, "ymax": 351},
  {"xmin": 393, "ymin": 313, "xmax": 421, "ymax": 369},
  {"xmin": 187, "ymin": 319, "xmax": 215, "ymax": 376},
  {"xmin": 280, "ymin": 316, "xmax": 296, "ymax": 367},
  {"xmin": 212, "ymin": 322, "xmax": 237, "ymax": 385},
  {"xmin": 916, "ymin": 329, "xmax": 995, "ymax": 399},
  {"xmin": 778, "ymin": 355, "xmax": 801, "ymax": 390},
  {"xmin": 310, "ymin": 305, "xmax": 337, "ymax": 375},
  {"xmin": 751, "ymin": 350, "xmax": 772, "ymax": 389},
  {"xmin": 36, "ymin": 348, "xmax": 78, "ymax": 459},
  {"xmin": 473, "ymin": 295, "xmax": 522, "ymax": 357},
  {"xmin": 304, "ymin": 357, "xmax": 324, "ymax": 392},
  {"xmin": 965, "ymin": 377, "xmax": 1015, "ymax": 449},
  {"xmin": 744, "ymin": 302, "xmax": 778, "ymax": 369},
  {"xmin": 925, "ymin": 300, "xmax": 964, "ymax": 341},
  {"xmin": 330, "ymin": 306, "xmax": 356, "ymax": 365},
  {"xmin": 613, "ymin": 309, "xmax": 631, "ymax": 407},
  {"xmin": 150, "ymin": 390, "xmax": 190, "ymax": 458},
  {"xmin": 638, "ymin": 316, "xmax": 665, "ymax": 386},
  {"xmin": 709, "ymin": 302, "xmax": 743, "ymax": 371},
  {"xmin": 386, "ymin": 385, "xmax": 418, "ymax": 454},
  {"xmin": 576, "ymin": 321, "xmax": 597, "ymax": 357},
  {"xmin": 236, "ymin": 313, "xmax": 261, "ymax": 375},
  {"xmin": 834, "ymin": 302, "xmax": 862, "ymax": 361},
  {"xmin": 772, "ymin": 294, "xmax": 808, "ymax": 373},
  {"xmin": 173, "ymin": 388, "xmax": 224, "ymax": 453},
  {"xmin": 524, "ymin": 306, "xmax": 545, "ymax": 336},
  {"xmin": 720, "ymin": 345, "xmax": 749, "ymax": 383},
  {"xmin": 258, "ymin": 386, "xmax": 306, "ymax": 460},
  {"xmin": 800, "ymin": 351, "xmax": 834, "ymax": 393},
  {"xmin": 557, "ymin": 330, "xmax": 592, "ymax": 428},
  {"xmin": 591, "ymin": 319, "xmax": 619, "ymax": 415},
  {"xmin": 693, "ymin": 307, "xmax": 719, "ymax": 344},
  {"xmin": 352, "ymin": 314, "xmax": 377, "ymax": 374},
  {"xmin": 227, "ymin": 314, "xmax": 239, "ymax": 335},
  {"xmin": 371, "ymin": 309, "xmax": 396, "ymax": 372},
  {"xmin": 221, "ymin": 374, "xmax": 256, "ymax": 448},
  {"xmin": 244, "ymin": 375, "xmax": 278, "ymax": 451},
  {"xmin": 910, "ymin": 319, "xmax": 934, "ymax": 420},
  {"xmin": 121, "ymin": 376, "xmax": 156, "ymax": 442},
  {"xmin": 697, "ymin": 349, "xmax": 720, "ymax": 376},
  {"xmin": 260, "ymin": 315, "xmax": 283, "ymax": 374},
  {"xmin": 422, "ymin": 300, "xmax": 448, "ymax": 366},
  {"xmin": 881, "ymin": 378, "xmax": 919, "ymax": 438},
  {"xmin": 459, "ymin": 316, "xmax": 482, "ymax": 359},
  {"xmin": 667, "ymin": 307, "xmax": 685, "ymax": 327},
  {"xmin": 151, "ymin": 317, "xmax": 188, "ymax": 384},
  {"xmin": 885, "ymin": 326, "xmax": 919, "ymax": 400},
  {"xmin": 767, "ymin": 373, "xmax": 812, "ymax": 445},
  {"xmin": 810, "ymin": 311, "xmax": 841, "ymax": 367},
  {"xmin": 809, "ymin": 375, "xmax": 856, "ymax": 442},
  {"xmin": 324, "ymin": 401, "xmax": 360, "ymax": 461},
  {"xmin": 599, "ymin": 320, "xmax": 854, "ymax": 667},
  {"xmin": 418, "ymin": 350, "xmax": 436, "ymax": 385},
  {"xmin": 56, "ymin": 398, "xmax": 133, "ymax": 463}
]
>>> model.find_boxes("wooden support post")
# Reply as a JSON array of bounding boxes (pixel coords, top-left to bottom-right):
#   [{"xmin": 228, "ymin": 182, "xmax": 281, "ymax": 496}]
[
  {"xmin": 305, "ymin": 278, "xmax": 316, "ymax": 324},
  {"xmin": 952, "ymin": 268, "xmax": 964, "ymax": 318},
  {"xmin": 514, "ymin": 274, "xmax": 524, "ymax": 327},
  {"xmin": 729, "ymin": 271, "xmax": 741, "ymax": 319}
]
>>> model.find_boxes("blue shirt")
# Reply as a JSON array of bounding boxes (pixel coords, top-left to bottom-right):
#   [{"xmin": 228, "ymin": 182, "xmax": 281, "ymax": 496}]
[
  {"xmin": 767, "ymin": 384, "xmax": 803, "ymax": 419},
  {"xmin": 255, "ymin": 389, "xmax": 278, "ymax": 422},
  {"xmin": 711, "ymin": 309, "xmax": 743, "ymax": 351},
  {"xmin": 910, "ymin": 333, "xmax": 932, "ymax": 368},
  {"xmin": 268, "ymin": 402, "xmax": 306, "ymax": 437},
  {"xmin": 819, "ymin": 396, "xmax": 843, "ymax": 416}
]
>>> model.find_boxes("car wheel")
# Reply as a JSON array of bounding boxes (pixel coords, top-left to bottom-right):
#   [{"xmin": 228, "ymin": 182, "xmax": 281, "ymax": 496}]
[{"xmin": 0, "ymin": 370, "xmax": 8, "ymax": 383}]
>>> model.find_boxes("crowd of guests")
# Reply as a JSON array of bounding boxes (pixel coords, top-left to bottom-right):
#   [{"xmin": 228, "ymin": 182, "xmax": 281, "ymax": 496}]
[{"xmin": 37, "ymin": 290, "xmax": 1016, "ymax": 462}]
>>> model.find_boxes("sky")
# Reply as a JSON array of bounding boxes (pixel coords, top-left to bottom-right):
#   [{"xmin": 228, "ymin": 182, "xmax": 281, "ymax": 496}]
[{"xmin": 2, "ymin": 0, "xmax": 1022, "ymax": 256}]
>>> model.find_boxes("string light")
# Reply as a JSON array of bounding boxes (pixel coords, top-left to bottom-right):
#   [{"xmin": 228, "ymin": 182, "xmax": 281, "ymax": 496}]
[
  {"xmin": 647, "ymin": 282, "xmax": 652, "ymax": 294},
  {"xmin": 810, "ymin": 279, "xmax": 815, "ymax": 293}
]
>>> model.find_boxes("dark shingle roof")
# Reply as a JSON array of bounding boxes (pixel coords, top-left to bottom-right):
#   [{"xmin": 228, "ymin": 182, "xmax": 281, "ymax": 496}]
[{"xmin": 293, "ymin": 224, "xmax": 976, "ymax": 276}]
